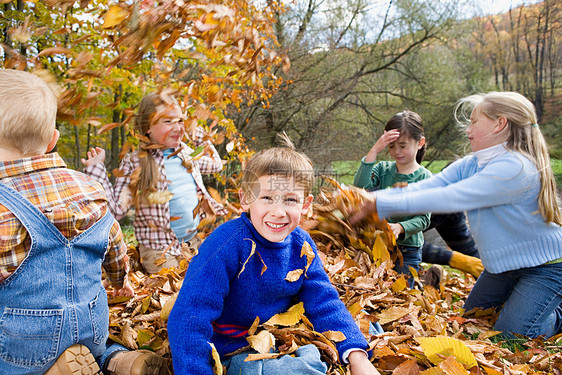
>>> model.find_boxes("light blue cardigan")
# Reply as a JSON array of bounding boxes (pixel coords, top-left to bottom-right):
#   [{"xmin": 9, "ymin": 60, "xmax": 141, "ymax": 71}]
[{"xmin": 375, "ymin": 148, "xmax": 562, "ymax": 273}]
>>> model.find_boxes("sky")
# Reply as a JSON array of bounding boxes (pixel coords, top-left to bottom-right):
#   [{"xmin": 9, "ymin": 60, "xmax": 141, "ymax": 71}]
[{"xmin": 469, "ymin": 0, "xmax": 540, "ymax": 16}]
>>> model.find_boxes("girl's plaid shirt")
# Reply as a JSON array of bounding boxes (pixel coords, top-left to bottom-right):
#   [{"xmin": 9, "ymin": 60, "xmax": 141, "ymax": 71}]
[{"xmin": 84, "ymin": 127, "xmax": 227, "ymax": 256}]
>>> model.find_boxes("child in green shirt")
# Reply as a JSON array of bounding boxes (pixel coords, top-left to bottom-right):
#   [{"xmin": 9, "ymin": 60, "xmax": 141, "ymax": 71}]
[{"xmin": 354, "ymin": 111, "xmax": 432, "ymax": 286}]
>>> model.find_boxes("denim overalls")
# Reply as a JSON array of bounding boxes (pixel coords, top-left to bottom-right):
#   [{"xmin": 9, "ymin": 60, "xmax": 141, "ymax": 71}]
[{"xmin": 0, "ymin": 183, "xmax": 112, "ymax": 374}]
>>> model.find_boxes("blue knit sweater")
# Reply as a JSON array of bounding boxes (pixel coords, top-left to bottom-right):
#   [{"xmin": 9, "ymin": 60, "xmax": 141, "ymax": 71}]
[
  {"xmin": 375, "ymin": 150, "xmax": 562, "ymax": 273},
  {"xmin": 167, "ymin": 213, "xmax": 369, "ymax": 375}
]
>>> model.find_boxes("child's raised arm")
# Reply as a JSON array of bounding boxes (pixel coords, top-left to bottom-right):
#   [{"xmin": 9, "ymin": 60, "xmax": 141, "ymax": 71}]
[
  {"xmin": 364, "ymin": 129, "xmax": 400, "ymax": 163},
  {"xmin": 81, "ymin": 146, "xmax": 105, "ymax": 167}
]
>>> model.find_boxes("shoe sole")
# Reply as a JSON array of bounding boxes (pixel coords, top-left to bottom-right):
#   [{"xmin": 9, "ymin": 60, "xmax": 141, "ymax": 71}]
[
  {"xmin": 44, "ymin": 344, "xmax": 101, "ymax": 375},
  {"xmin": 131, "ymin": 353, "xmax": 171, "ymax": 375},
  {"xmin": 107, "ymin": 350, "xmax": 170, "ymax": 375}
]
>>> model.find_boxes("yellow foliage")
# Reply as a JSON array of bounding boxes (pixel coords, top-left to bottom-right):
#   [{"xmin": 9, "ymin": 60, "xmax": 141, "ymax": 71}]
[
  {"xmin": 265, "ymin": 302, "xmax": 305, "ymax": 326},
  {"xmin": 417, "ymin": 336, "xmax": 477, "ymax": 368},
  {"xmin": 102, "ymin": 5, "xmax": 129, "ymax": 29}
]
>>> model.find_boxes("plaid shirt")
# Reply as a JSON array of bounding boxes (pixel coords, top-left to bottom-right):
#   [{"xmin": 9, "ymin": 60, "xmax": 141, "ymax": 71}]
[
  {"xmin": 0, "ymin": 153, "xmax": 129, "ymax": 286},
  {"xmin": 84, "ymin": 127, "xmax": 226, "ymax": 256}
]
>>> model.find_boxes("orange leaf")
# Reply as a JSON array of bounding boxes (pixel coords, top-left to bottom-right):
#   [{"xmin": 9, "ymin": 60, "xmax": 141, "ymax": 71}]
[
  {"xmin": 103, "ymin": 5, "xmax": 129, "ymax": 29},
  {"xmin": 392, "ymin": 359, "xmax": 420, "ymax": 375}
]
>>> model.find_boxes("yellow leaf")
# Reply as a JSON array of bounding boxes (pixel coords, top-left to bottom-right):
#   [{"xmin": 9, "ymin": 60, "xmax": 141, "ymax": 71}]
[
  {"xmin": 238, "ymin": 239, "xmax": 256, "ymax": 278},
  {"xmin": 372, "ymin": 234, "xmax": 390, "ymax": 264},
  {"xmin": 391, "ymin": 276, "xmax": 407, "ymax": 292},
  {"xmin": 137, "ymin": 329, "xmax": 154, "ymax": 346},
  {"xmin": 482, "ymin": 367, "xmax": 503, "ymax": 375},
  {"xmin": 147, "ymin": 190, "xmax": 174, "ymax": 204},
  {"xmin": 265, "ymin": 302, "xmax": 305, "ymax": 326},
  {"xmin": 420, "ymin": 368, "xmax": 444, "ymax": 375},
  {"xmin": 300, "ymin": 241, "xmax": 315, "ymax": 274},
  {"xmin": 377, "ymin": 306, "xmax": 413, "ymax": 325},
  {"xmin": 141, "ymin": 295, "xmax": 151, "ymax": 314},
  {"xmin": 438, "ymin": 356, "xmax": 470, "ymax": 375},
  {"xmin": 246, "ymin": 330, "xmax": 275, "ymax": 354},
  {"xmin": 103, "ymin": 5, "xmax": 129, "ymax": 29},
  {"xmin": 160, "ymin": 293, "xmax": 177, "ymax": 321},
  {"xmin": 322, "ymin": 330, "xmax": 346, "ymax": 342},
  {"xmin": 510, "ymin": 364, "xmax": 530, "ymax": 372},
  {"xmin": 245, "ymin": 352, "xmax": 280, "ymax": 361},
  {"xmin": 209, "ymin": 342, "xmax": 223, "ymax": 375},
  {"xmin": 285, "ymin": 269, "xmax": 303, "ymax": 282},
  {"xmin": 348, "ymin": 301, "xmax": 363, "ymax": 318},
  {"xmin": 409, "ymin": 266, "xmax": 420, "ymax": 283},
  {"xmin": 108, "ymin": 295, "xmax": 132, "ymax": 304},
  {"xmin": 416, "ymin": 336, "xmax": 477, "ymax": 368},
  {"xmin": 248, "ymin": 317, "xmax": 260, "ymax": 336}
]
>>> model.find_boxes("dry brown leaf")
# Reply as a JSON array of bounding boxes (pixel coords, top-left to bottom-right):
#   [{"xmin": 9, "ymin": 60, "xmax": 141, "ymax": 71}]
[{"xmin": 285, "ymin": 269, "xmax": 304, "ymax": 282}]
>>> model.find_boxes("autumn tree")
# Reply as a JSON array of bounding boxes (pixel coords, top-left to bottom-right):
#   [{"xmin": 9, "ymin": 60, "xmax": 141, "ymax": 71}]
[
  {"xmin": 467, "ymin": 1, "xmax": 561, "ymax": 122},
  {"xmin": 1, "ymin": 0, "xmax": 286, "ymax": 178},
  {"xmin": 226, "ymin": 0, "xmax": 459, "ymax": 167}
]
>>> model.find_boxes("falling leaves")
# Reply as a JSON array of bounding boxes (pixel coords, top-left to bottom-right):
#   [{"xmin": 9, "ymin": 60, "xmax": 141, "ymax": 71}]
[{"xmin": 102, "ymin": 5, "xmax": 129, "ymax": 29}]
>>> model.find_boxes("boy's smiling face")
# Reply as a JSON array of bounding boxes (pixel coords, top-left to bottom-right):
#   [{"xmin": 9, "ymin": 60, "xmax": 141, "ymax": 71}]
[{"xmin": 241, "ymin": 175, "xmax": 313, "ymax": 242}]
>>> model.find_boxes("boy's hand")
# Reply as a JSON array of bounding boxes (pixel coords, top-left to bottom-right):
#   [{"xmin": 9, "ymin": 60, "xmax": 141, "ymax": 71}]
[
  {"xmin": 348, "ymin": 351, "xmax": 380, "ymax": 375},
  {"xmin": 81, "ymin": 147, "xmax": 106, "ymax": 167},
  {"xmin": 113, "ymin": 279, "xmax": 135, "ymax": 297}
]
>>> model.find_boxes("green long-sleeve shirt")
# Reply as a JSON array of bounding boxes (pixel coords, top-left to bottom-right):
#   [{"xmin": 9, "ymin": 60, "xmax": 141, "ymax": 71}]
[{"xmin": 353, "ymin": 159, "xmax": 432, "ymax": 247}]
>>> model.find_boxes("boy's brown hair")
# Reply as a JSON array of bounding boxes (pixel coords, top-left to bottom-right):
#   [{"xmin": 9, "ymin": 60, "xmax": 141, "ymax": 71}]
[
  {"xmin": 240, "ymin": 133, "xmax": 315, "ymax": 201},
  {"xmin": 0, "ymin": 69, "xmax": 58, "ymax": 156}
]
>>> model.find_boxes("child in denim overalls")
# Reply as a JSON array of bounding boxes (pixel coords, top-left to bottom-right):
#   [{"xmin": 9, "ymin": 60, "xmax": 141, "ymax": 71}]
[{"xmin": 0, "ymin": 70, "xmax": 168, "ymax": 375}]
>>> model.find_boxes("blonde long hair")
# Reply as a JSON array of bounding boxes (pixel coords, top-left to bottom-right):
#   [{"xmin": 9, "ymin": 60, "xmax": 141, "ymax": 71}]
[{"xmin": 455, "ymin": 91, "xmax": 561, "ymax": 225}]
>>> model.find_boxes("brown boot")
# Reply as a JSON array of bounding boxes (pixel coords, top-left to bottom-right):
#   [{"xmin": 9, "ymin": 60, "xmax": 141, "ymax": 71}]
[
  {"xmin": 104, "ymin": 350, "xmax": 170, "ymax": 375},
  {"xmin": 44, "ymin": 344, "xmax": 101, "ymax": 375}
]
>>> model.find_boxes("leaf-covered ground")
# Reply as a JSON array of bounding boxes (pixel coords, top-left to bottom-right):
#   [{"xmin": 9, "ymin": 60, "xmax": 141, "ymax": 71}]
[{"xmin": 106, "ymin": 183, "xmax": 562, "ymax": 375}]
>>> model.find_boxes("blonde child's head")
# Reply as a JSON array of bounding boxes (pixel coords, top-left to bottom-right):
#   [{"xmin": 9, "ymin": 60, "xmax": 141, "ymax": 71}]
[
  {"xmin": 0, "ymin": 69, "xmax": 58, "ymax": 156},
  {"xmin": 134, "ymin": 92, "xmax": 181, "ymax": 137},
  {"xmin": 240, "ymin": 134, "xmax": 314, "ymax": 242},
  {"xmin": 384, "ymin": 110, "xmax": 426, "ymax": 164},
  {"xmin": 240, "ymin": 134, "xmax": 315, "ymax": 203},
  {"xmin": 455, "ymin": 91, "xmax": 561, "ymax": 225}
]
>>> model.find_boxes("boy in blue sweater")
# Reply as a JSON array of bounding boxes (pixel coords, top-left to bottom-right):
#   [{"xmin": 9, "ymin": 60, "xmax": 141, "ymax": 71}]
[
  {"xmin": 351, "ymin": 92, "xmax": 562, "ymax": 339},
  {"xmin": 168, "ymin": 138, "xmax": 378, "ymax": 375}
]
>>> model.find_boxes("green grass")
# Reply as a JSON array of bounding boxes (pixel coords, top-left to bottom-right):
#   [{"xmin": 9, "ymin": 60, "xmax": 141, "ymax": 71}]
[{"xmin": 332, "ymin": 159, "xmax": 562, "ymax": 188}]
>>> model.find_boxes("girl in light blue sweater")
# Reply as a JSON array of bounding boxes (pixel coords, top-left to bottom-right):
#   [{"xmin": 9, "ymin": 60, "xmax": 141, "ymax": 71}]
[{"xmin": 351, "ymin": 92, "xmax": 562, "ymax": 339}]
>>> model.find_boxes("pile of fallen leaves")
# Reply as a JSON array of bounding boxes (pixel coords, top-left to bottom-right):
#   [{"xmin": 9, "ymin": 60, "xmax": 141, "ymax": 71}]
[{"xmin": 107, "ymin": 181, "xmax": 562, "ymax": 375}]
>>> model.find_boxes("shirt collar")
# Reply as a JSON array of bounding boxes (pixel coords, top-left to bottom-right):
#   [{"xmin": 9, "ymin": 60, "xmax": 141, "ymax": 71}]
[
  {"xmin": 474, "ymin": 143, "xmax": 508, "ymax": 167},
  {"xmin": 0, "ymin": 153, "xmax": 66, "ymax": 179}
]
